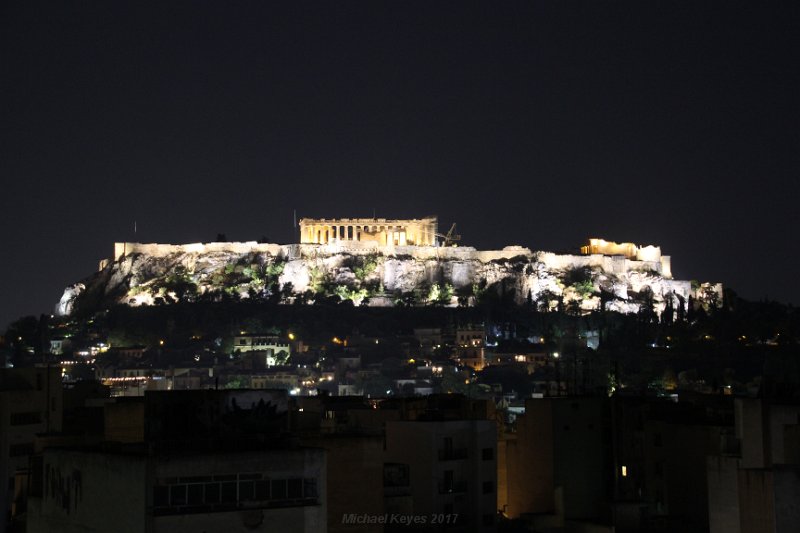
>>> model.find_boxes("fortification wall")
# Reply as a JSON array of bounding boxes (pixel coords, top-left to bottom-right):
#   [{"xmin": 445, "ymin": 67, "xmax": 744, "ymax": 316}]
[
  {"xmin": 112, "ymin": 242, "xmax": 286, "ymax": 261},
  {"xmin": 536, "ymin": 252, "xmax": 669, "ymax": 279},
  {"xmin": 636, "ymin": 245, "xmax": 662, "ymax": 262},
  {"xmin": 294, "ymin": 242, "xmax": 531, "ymax": 261},
  {"xmin": 474, "ymin": 246, "xmax": 534, "ymax": 262},
  {"xmin": 109, "ymin": 241, "xmax": 538, "ymax": 266},
  {"xmin": 105, "ymin": 242, "xmax": 671, "ymax": 281}
]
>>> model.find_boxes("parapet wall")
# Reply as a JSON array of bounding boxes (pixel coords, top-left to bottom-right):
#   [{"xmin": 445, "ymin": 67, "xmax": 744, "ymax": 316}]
[
  {"xmin": 108, "ymin": 242, "xmax": 535, "ymax": 264},
  {"xmin": 104, "ymin": 242, "xmax": 671, "ymax": 279},
  {"xmin": 112, "ymin": 242, "xmax": 286, "ymax": 261}
]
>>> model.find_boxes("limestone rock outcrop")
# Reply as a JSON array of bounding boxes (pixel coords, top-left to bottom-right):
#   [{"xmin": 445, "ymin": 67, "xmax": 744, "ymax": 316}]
[{"xmin": 57, "ymin": 241, "xmax": 722, "ymax": 318}]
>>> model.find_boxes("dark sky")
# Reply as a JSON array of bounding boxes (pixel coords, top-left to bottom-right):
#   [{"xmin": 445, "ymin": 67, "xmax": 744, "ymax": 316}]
[{"xmin": 2, "ymin": 1, "xmax": 799, "ymax": 329}]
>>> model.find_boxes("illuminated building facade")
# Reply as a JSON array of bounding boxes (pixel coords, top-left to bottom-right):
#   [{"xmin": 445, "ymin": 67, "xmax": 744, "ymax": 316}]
[
  {"xmin": 232, "ymin": 334, "xmax": 291, "ymax": 366},
  {"xmin": 298, "ymin": 216, "xmax": 438, "ymax": 246},
  {"xmin": 581, "ymin": 238, "xmax": 672, "ymax": 278}
]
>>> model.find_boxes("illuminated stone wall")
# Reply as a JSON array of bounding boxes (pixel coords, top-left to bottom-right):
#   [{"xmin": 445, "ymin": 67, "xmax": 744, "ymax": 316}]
[
  {"xmin": 581, "ymin": 238, "xmax": 663, "ymax": 261},
  {"xmin": 112, "ymin": 241, "xmax": 285, "ymax": 261}
]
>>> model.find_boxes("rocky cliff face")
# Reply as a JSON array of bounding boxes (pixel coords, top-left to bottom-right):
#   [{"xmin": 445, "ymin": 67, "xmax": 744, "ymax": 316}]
[{"xmin": 57, "ymin": 244, "xmax": 721, "ymax": 318}]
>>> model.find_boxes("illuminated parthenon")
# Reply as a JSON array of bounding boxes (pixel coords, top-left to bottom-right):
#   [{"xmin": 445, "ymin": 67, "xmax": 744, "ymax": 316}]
[{"xmin": 299, "ymin": 216, "xmax": 438, "ymax": 246}]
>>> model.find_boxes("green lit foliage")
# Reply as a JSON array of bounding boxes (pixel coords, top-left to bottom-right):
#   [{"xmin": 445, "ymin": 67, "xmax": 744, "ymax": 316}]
[
  {"xmin": 128, "ymin": 285, "xmax": 145, "ymax": 297},
  {"xmin": 201, "ymin": 254, "xmax": 283, "ymax": 300},
  {"xmin": 325, "ymin": 254, "xmax": 384, "ymax": 305},
  {"xmin": 264, "ymin": 260, "xmax": 285, "ymax": 279},
  {"xmin": 308, "ymin": 266, "xmax": 329, "ymax": 294},
  {"xmin": 262, "ymin": 258, "xmax": 286, "ymax": 298},
  {"xmin": 150, "ymin": 266, "xmax": 198, "ymax": 303},
  {"xmin": 561, "ymin": 266, "xmax": 595, "ymax": 301},
  {"xmin": 573, "ymin": 279, "xmax": 595, "ymax": 298},
  {"xmin": 334, "ymin": 286, "xmax": 369, "ymax": 305},
  {"xmin": 351, "ymin": 254, "xmax": 379, "ymax": 281},
  {"xmin": 427, "ymin": 283, "xmax": 441, "ymax": 302},
  {"xmin": 426, "ymin": 282, "xmax": 454, "ymax": 306}
]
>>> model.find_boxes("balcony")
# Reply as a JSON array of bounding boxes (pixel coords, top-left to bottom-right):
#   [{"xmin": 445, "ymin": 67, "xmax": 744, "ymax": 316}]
[{"xmin": 437, "ymin": 448, "xmax": 468, "ymax": 461}]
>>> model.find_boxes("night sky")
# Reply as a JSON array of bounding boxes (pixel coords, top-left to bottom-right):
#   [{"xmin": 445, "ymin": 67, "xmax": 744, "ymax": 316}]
[{"xmin": 2, "ymin": 1, "xmax": 799, "ymax": 329}]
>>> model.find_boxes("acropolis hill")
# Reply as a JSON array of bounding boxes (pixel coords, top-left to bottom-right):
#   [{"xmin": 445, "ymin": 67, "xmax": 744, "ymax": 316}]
[{"xmin": 57, "ymin": 216, "xmax": 721, "ymax": 317}]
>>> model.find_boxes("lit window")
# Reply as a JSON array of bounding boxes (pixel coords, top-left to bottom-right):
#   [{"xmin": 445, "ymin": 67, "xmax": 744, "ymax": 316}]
[{"xmin": 621, "ymin": 465, "xmax": 628, "ymax": 477}]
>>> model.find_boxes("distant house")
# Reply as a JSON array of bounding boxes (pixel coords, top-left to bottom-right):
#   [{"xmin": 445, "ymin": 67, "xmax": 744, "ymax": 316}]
[{"xmin": 232, "ymin": 334, "xmax": 291, "ymax": 366}]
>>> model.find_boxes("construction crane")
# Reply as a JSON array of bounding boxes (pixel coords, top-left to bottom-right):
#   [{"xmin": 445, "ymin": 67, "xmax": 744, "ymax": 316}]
[{"xmin": 435, "ymin": 223, "xmax": 461, "ymax": 247}]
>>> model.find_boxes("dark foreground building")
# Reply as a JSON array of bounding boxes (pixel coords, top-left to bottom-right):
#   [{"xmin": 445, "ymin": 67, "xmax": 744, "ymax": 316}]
[{"xmin": 25, "ymin": 390, "xmax": 326, "ymax": 533}]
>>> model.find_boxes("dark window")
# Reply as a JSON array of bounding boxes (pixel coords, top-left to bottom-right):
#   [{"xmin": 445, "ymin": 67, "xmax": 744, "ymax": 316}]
[
  {"xmin": 271, "ymin": 479, "xmax": 287, "ymax": 500},
  {"xmin": 10, "ymin": 411, "xmax": 41, "ymax": 426},
  {"xmin": 255, "ymin": 480, "xmax": 269, "ymax": 500},
  {"xmin": 153, "ymin": 486, "xmax": 169, "ymax": 507},
  {"xmin": 288, "ymin": 478, "xmax": 302, "ymax": 499},
  {"xmin": 654, "ymin": 433, "xmax": 662, "ymax": 447},
  {"xmin": 239, "ymin": 480, "xmax": 255, "ymax": 501},
  {"xmin": 187, "ymin": 484, "xmax": 203, "ymax": 505},
  {"xmin": 170, "ymin": 485, "xmax": 187, "ymax": 506},
  {"xmin": 483, "ymin": 481, "xmax": 494, "ymax": 494},
  {"xmin": 482, "ymin": 514, "xmax": 494, "ymax": 526},
  {"xmin": 383, "ymin": 463, "xmax": 410, "ymax": 487},
  {"xmin": 8, "ymin": 443, "xmax": 34, "ymax": 457},
  {"xmin": 220, "ymin": 481, "xmax": 237, "ymax": 503},
  {"xmin": 482, "ymin": 448, "xmax": 494, "ymax": 461},
  {"xmin": 442, "ymin": 470, "xmax": 454, "ymax": 492},
  {"xmin": 303, "ymin": 478, "xmax": 318, "ymax": 498},
  {"xmin": 204, "ymin": 482, "xmax": 220, "ymax": 504}
]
